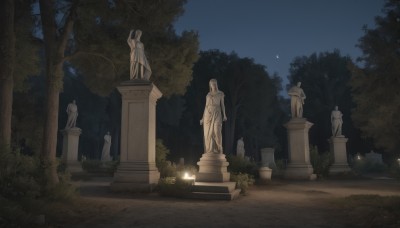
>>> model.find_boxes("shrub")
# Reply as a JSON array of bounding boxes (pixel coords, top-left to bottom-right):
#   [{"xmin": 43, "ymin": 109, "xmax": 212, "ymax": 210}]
[
  {"xmin": 156, "ymin": 139, "xmax": 178, "ymax": 177},
  {"xmin": 158, "ymin": 177, "xmax": 192, "ymax": 197},
  {"xmin": 81, "ymin": 160, "xmax": 118, "ymax": 175},
  {"xmin": 226, "ymin": 155, "xmax": 258, "ymax": 176},
  {"xmin": 0, "ymin": 146, "xmax": 41, "ymax": 200},
  {"xmin": 389, "ymin": 160, "xmax": 400, "ymax": 179},
  {"xmin": 352, "ymin": 158, "xmax": 388, "ymax": 174},
  {"xmin": 310, "ymin": 145, "xmax": 333, "ymax": 177},
  {"xmin": 230, "ymin": 173, "xmax": 255, "ymax": 194}
]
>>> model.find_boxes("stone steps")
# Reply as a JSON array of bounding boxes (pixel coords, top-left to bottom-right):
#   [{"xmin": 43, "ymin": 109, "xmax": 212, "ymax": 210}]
[{"xmin": 186, "ymin": 182, "xmax": 241, "ymax": 200}]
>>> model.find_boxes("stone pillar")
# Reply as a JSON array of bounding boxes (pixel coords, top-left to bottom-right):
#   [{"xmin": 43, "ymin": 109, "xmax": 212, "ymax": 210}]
[
  {"xmin": 284, "ymin": 118, "xmax": 316, "ymax": 180},
  {"xmin": 329, "ymin": 136, "xmax": 351, "ymax": 173},
  {"xmin": 61, "ymin": 127, "xmax": 82, "ymax": 173},
  {"xmin": 111, "ymin": 80, "xmax": 162, "ymax": 191},
  {"xmin": 196, "ymin": 153, "xmax": 230, "ymax": 182},
  {"xmin": 261, "ymin": 147, "xmax": 275, "ymax": 167}
]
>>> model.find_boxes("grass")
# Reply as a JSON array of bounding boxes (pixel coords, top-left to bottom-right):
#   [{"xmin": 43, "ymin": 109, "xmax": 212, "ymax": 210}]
[{"xmin": 334, "ymin": 195, "xmax": 400, "ymax": 228}]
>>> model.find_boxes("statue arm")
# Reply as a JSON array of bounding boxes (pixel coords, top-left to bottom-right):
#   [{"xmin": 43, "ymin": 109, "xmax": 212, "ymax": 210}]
[
  {"xmin": 221, "ymin": 93, "xmax": 227, "ymax": 121},
  {"xmin": 127, "ymin": 30, "xmax": 134, "ymax": 47}
]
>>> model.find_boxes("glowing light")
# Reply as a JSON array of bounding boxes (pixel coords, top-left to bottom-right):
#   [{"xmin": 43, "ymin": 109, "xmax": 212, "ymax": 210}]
[
  {"xmin": 276, "ymin": 54, "xmax": 279, "ymax": 59},
  {"xmin": 357, "ymin": 155, "xmax": 361, "ymax": 160},
  {"xmin": 183, "ymin": 172, "xmax": 195, "ymax": 180}
]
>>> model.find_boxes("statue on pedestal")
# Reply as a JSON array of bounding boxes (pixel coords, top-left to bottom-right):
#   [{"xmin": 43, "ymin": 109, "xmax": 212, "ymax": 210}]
[
  {"xmin": 200, "ymin": 79, "xmax": 227, "ymax": 154},
  {"xmin": 331, "ymin": 106, "xmax": 343, "ymax": 137},
  {"xmin": 127, "ymin": 29, "xmax": 152, "ymax": 80},
  {"xmin": 288, "ymin": 82, "xmax": 306, "ymax": 118},
  {"xmin": 65, "ymin": 100, "xmax": 78, "ymax": 129},
  {"xmin": 101, "ymin": 131, "xmax": 112, "ymax": 161}
]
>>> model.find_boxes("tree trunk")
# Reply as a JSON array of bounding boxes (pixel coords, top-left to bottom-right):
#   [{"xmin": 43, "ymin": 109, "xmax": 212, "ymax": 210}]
[
  {"xmin": 39, "ymin": 0, "xmax": 60, "ymax": 186},
  {"xmin": 0, "ymin": 0, "xmax": 15, "ymax": 147}
]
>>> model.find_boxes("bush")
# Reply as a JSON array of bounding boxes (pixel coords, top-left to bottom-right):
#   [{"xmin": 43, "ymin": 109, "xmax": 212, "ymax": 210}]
[
  {"xmin": 158, "ymin": 177, "xmax": 192, "ymax": 197},
  {"xmin": 389, "ymin": 160, "xmax": 400, "ymax": 179},
  {"xmin": 81, "ymin": 160, "xmax": 118, "ymax": 175},
  {"xmin": 0, "ymin": 146, "xmax": 41, "ymax": 200},
  {"xmin": 352, "ymin": 158, "xmax": 388, "ymax": 174},
  {"xmin": 230, "ymin": 173, "xmax": 255, "ymax": 194},
  {"xmin": 226, "ymin": 155, "xmax": 258, "ymax": 176},
  {"xmin": 310, "ymin": 145, "xmax": 333, "ymax": 177}
]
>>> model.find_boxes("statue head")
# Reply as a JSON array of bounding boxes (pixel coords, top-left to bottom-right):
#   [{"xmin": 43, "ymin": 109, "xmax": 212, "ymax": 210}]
[
  {"xmin": 134, "ymin": 30, "xmax": 142, "ymax": 40},
  {"xmin": 107, "ymin": 131, "xmax": 110, "ymax": 135},
  {"xmin": 72, "ymin": 100, "xmax": 76, "ymax": 104},
  {"xmin": 297, "ymin": 82, "xmax": 302, "ymax": 87},
  {"xmin": 335, "ymin": 106, "xmax": 338, "ymax": 111},
  {"xmin": 209, "ymin": 79, "xmax": 219, "ymax": 92}
]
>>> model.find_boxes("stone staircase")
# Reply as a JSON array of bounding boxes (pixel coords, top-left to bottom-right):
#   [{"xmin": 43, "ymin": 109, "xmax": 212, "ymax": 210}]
[{"xmin": 186, "ymin": 182, "xmax": 241, "ymax": 200}]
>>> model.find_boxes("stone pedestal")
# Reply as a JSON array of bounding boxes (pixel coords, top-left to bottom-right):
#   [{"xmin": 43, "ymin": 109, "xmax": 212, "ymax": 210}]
[
  {"xmin": 261, "ymin": 147, "xmax": 276, "ymax": 167},
  {"xmin": 284, "ymin": 118, "xmax": 316, "ymax": 180},
  {"xmin": 111, "ymin": 80, "xmax": 162, "ymax": 191},
  {"xmin": 329, "ymin": 136, "xmax": 351, "ymax": 173},
  {"xmin": 61, "ymin": 127, "xmax": 82, "ymax": 173},
  {"xmin": 196, "ymin": 153, "xmax": 230, "ymax": 182},
  {"xmin": 259, "ymin": 167, "xmax": 272, "ymax": 183}
]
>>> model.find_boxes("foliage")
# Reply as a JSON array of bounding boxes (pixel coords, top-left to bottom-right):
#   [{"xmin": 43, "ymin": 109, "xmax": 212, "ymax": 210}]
[
  {"xmin": 227, "ymin": 154, "xmax": 258, "ymax": 176},
  {"xmin": 230, "ymin": 173, "xmax": 255, "ymax": 194},
  {"xmin": 288, "ymin": 50, "xmax": 365, "ymax": 154},
  {"xmin": 352, "ymin": 158, "xmax": 388, "ymax": 174},
  {"xmin": 309, "ymin": 145, "xmax": 333, "ymax": 177},
  {"xmin": 0, "ymin": 146, "xmax": 41, "ymax": 199},
  {"xmin": 81, "ymin": 160, "xmax": 118, "ymax": 175},
  {"xmin": 349, "ymin": 1, "xmax": 400, "ymax": 154},
  {"xmin": 388, "ymin": 160, "xmax": 400, "ymax": 179},
  {"xmin": 271, "ymin": 159, "xmax": 286, "ymax": 178},
  {"xmin": 156, "ymin": 139, "xmax": 177, "ymax": 177},
  {"xmin": 44, "ymin": 173, "xmax": 78, "ymax": 201},
  {"xmin": 157, "ymin": 177, "xmax": 192, "ymax": 197},
  {"xmin": 336, "ymin": 195, "xmax": 400, "ymax": 228}
]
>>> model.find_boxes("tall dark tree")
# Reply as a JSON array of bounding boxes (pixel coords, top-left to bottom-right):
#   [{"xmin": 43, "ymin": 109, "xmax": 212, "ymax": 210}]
[
  {"xmin": 288, "ymin": 50, "xmax": 365, "ymax": 154},
  {"xmin": 350, "ymin": 0, "xmax": 400, "ymax": 155},
  {"xmin": 0, "ymin": 0, "xmax": 16, "ymax": 146}
]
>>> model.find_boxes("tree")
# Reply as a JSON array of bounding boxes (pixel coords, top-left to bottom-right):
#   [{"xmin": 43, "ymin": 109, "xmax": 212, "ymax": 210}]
[
  {"xmin": 0, "ymin": 0, "xmax": 16, "ymax": 146},
  {"xmin": 37, "ymin": 0, "xmax": 198, "ymax": 186},
  {"xmin": 288, "ymin": 51, "xmax": 365, "ymax": 154},
  {"xmin": 350, "ymin": 0, "xmax": 400, "ymax": 155}
]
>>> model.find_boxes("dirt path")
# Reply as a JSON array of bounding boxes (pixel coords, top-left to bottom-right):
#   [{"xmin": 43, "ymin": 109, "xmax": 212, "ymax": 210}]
[{"xmin": 65, "ymin": 178, "xmax": 400, "ymax": 228}]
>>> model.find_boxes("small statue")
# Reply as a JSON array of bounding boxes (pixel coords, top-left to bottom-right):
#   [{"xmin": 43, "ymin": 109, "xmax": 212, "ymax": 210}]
[
  {"xmin": 200, "ymin": 79, "xmax": 227, "ymax": 154},
  {"xmin": 288, "ymin": 82, "xmax": 306, "ymax": 118},
  {"xmin": 236, "ymin": 137, "xmax": 245, "ymax": 158},
  {"xmin": 127, "ymin": 29, "xmax": 152, "ymax": 80},
  {"xmin": 101, "ymin": 131, "xmax": 112, "ymax": 161},
  {"xmin": 65, "ymin": 100, "xmax": 78, "ymax": 129},
  {"xmin": 331, "ymin": 106, "xmax": 343, "ymax": 137}
]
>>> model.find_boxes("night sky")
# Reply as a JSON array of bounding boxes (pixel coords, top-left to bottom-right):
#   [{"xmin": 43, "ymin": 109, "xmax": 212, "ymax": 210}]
[{"xmin": 174, "ymin": 0, "xmax": 385, "ymax": 87}]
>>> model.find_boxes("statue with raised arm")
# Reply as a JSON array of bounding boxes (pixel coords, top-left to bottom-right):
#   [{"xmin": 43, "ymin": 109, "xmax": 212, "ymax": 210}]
[
  {"xmin": 127, "ymin": 29, "xmax": 152, "ymax": 80},
  {"xmin": 101, "ymin": 131, "xmax": 112, "ymax": 161},
  {"xmin": 331, "ymin": 106, "xmax": 343, "ymax": 137},
  {"xmin": 200, "ymin": 79, "xmax": 227, "ymax": 154},
  {"xmin": 288, "ymin": 82, "xmax": 306, "ymax": 118},
  {"xmin": 65, "ymin": 100, "xmax": 78, "ymax": 129}
]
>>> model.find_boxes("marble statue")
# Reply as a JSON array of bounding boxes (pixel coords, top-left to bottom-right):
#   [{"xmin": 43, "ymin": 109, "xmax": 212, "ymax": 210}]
[
  {"xmin": 236, "ymin": 137, "xmax": 245, "ymax": 158},
  {"xmin": 200, "ymin": 79, "xmax": 227, "ymax": 154},
  {"xmin": 288, "ymin": 82, "xmax": 306, "ymax": 118},
  {"xmin": 331, "ymin": 106, "xmax": 343, "ymax": 137},
  {"xmin": 127, "ymin": 29, "xmax": 152, "ymax": 80},
  {"xmin": 65, "ymin": 100, "xmax": 78, "ymax": 129},
  {"xmin": 101, "ymin": 131, "xmax": 112, "ymax": 161}
]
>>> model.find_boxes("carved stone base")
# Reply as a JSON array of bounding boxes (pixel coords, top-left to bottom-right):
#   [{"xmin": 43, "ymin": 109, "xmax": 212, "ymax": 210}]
[
  {"xmin": 61, "ymin": 127, "xmax": 82, "ymax": 173},
  {"xmin": 196, "ymin": 153, "xmax": 230, "ymax": 182},
  {"xmin": 284, "ymin": 163, "xmax": 316, "ymax": 180},
  {"xmin": 329, "ymin": 137, "xmax": 351, "ymax": 174}
]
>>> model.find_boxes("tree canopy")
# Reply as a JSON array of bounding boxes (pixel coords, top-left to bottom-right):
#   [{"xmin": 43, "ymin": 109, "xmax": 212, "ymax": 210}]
[{"xmin": 350, "ymin": 0, "xmax": 400, "ymax": 155}]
